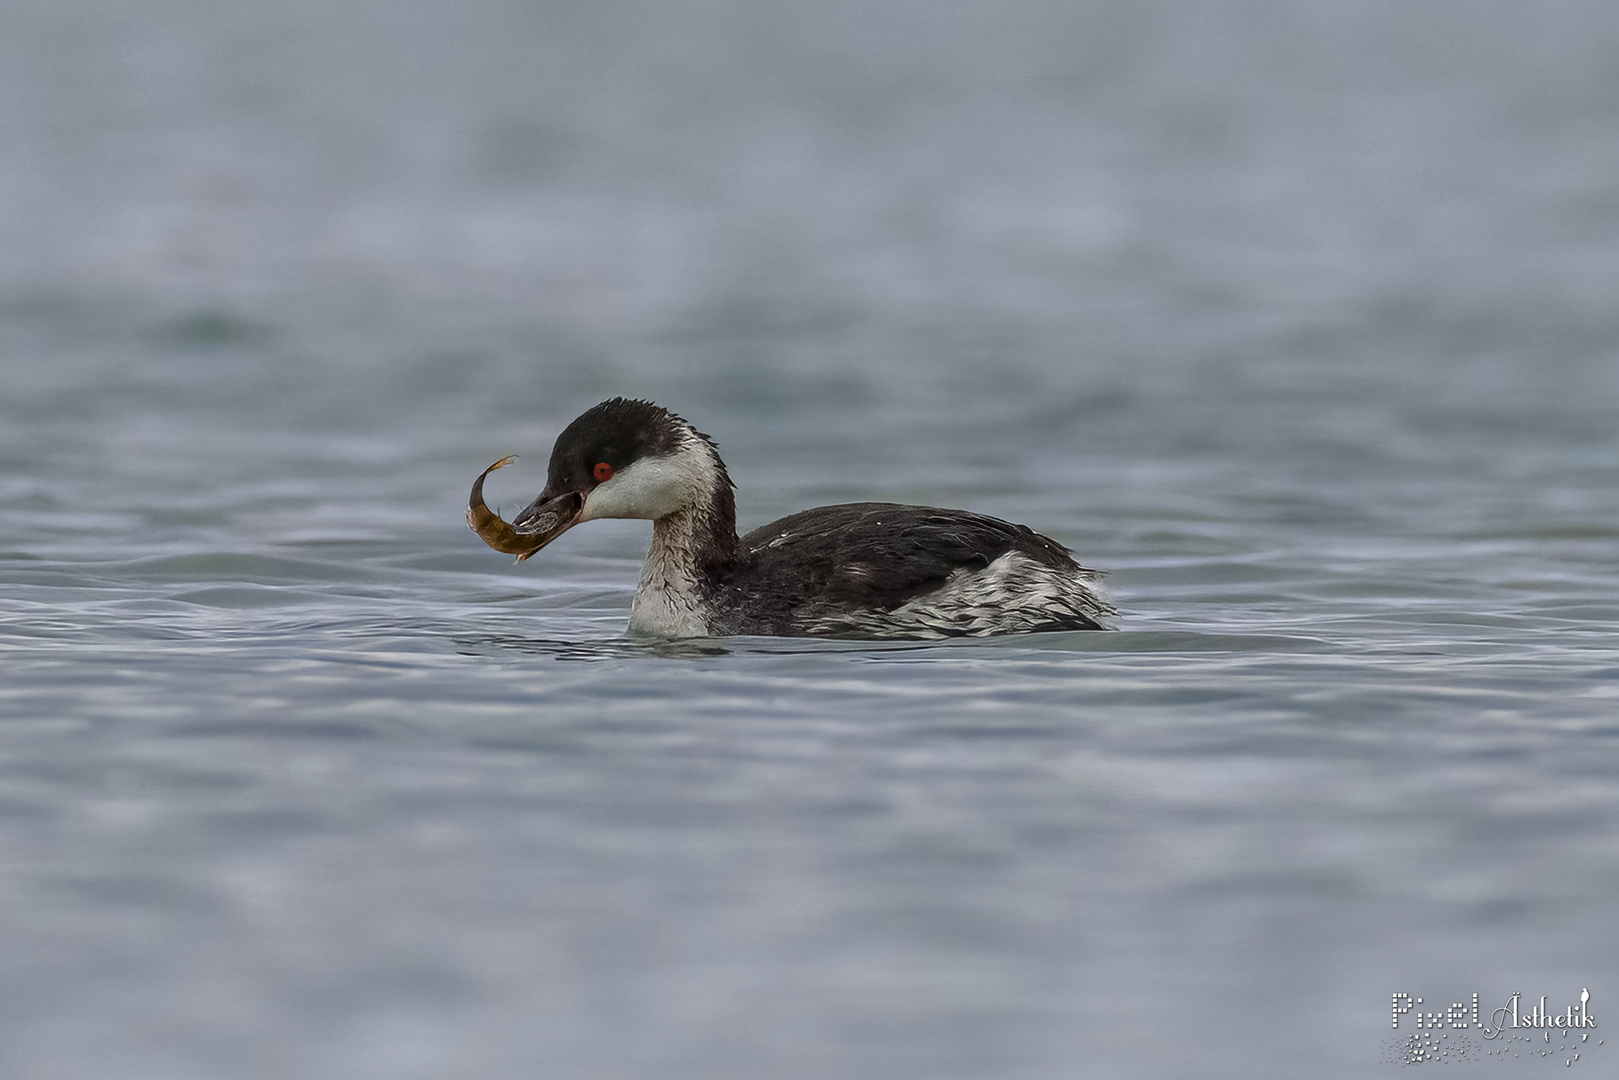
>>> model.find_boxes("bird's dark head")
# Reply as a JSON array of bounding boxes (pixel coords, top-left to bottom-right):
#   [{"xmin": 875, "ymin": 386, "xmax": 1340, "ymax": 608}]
[{"xmin": 491, "ymin": 398, "xmax": 731, "ymax": 559}]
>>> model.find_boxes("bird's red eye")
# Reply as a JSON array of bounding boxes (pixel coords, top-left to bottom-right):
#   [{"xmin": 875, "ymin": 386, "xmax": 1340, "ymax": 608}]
[{"xmin": 593, "ymin": 462, "xmax": 614, "ymax": 482}]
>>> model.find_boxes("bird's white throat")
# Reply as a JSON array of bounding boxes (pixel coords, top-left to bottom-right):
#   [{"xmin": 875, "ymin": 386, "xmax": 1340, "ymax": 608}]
[{"xmin": 583, "ymin": 435, "xmax": 726, "ymax": 638}]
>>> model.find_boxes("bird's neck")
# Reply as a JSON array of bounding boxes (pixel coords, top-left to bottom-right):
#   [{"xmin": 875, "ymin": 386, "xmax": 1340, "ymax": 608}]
[{"xmin": 628, "ymin": 450, "xmax": 738, "ymax": 636}]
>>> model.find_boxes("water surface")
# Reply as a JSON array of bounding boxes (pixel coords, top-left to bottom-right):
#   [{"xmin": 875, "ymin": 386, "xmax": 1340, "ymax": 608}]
[{"xmin": 3, "ymin": 2, "xmax": 1619, "ymax": 1077}]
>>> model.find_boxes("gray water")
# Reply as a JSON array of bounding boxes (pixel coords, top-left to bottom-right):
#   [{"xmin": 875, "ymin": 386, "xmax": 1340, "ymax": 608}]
[{"xmin": 3, "ymin": 2, "xmax": 1619, "ymax": 1077}]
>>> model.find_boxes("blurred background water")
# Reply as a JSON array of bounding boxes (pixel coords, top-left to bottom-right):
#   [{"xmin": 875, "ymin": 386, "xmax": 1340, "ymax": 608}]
[{"xmin": 2, "ymin": 1, "xmax": 1618, "ymax": 1076}]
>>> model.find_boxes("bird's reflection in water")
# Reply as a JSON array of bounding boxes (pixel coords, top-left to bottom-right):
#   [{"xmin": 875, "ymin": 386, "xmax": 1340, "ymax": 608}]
[{"xmin": 454, "ymin": 634, "xmax": 731, "ymax": 662}]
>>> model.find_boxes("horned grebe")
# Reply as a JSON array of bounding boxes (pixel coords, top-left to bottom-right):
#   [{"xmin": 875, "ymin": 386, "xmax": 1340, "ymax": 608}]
[{"xmin": 467, "ymin": 398, "xmax": 1116, "ymax": 639}]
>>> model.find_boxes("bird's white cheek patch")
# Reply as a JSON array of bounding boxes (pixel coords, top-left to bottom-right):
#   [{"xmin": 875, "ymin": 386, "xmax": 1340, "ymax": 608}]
[{"xmin": 580, "ymin": 448, "xmax": 717, "ymax": 522}]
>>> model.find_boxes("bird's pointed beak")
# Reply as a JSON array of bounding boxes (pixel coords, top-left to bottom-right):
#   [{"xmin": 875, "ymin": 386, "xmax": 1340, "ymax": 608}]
[
  {"xmin": 508, "ymin": 488, "xmax": 584, "ymax": 561},
  {"xmin": 466, "ymin": 457, "xmax": 584, "ymax": 562}
]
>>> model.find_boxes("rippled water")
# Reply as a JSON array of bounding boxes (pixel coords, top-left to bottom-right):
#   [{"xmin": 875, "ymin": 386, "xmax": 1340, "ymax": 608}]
[{"xmin": 3, "ymin": 2, "xmax": 1619, "ymax": 1077}]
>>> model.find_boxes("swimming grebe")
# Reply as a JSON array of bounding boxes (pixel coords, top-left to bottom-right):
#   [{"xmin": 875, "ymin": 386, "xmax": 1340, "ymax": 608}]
[{"xmin": 467, "ymin": 398, "xmax": 1116, "ymax": 638}]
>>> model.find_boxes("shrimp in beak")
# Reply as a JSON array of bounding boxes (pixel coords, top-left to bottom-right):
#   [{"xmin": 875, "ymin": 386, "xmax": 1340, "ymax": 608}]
[{"xmin": 465, "ymin": 456, "xmax": 583, "ymax": 562}]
